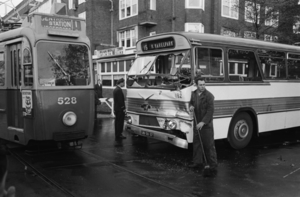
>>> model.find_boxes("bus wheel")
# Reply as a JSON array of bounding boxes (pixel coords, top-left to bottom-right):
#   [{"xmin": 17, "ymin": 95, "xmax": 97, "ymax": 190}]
[{"xmin": 228, "ymin": 112, "xmax": 253, "ymax": 149}]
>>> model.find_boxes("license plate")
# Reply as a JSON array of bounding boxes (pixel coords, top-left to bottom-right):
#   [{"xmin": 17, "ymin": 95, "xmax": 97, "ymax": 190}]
[{"xmin": 141, "ymin": 130, "xmax": 154, "ymax": 137}]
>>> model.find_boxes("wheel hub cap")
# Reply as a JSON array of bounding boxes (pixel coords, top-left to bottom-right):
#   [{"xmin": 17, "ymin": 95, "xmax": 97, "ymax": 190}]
[{"xmin": 234, "ymin": 120, "xmax": 249, "ymax": 141}]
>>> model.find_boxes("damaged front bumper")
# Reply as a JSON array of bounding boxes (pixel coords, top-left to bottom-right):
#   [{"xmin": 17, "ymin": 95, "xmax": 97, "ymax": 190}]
[{"xmin": 125, "ymin": 124, "xmax": 188, "ymax": 149}]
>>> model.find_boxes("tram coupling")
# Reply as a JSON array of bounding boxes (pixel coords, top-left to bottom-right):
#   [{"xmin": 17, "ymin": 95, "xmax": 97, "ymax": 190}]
[{"xmin": 57, "ymin": 140, "xmax": 83, "ymax": 150}]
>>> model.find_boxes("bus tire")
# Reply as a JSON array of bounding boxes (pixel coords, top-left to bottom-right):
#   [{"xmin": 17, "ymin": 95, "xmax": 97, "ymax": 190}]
[{"xmin": 228, "ymin": 112, "xmax": 253, "ymax": 149}]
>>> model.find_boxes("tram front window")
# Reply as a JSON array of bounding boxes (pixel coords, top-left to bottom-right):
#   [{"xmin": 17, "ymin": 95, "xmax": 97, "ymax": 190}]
[{"xmin": 37, "ymin": 42, "xmax": 90, "ymax": 86}]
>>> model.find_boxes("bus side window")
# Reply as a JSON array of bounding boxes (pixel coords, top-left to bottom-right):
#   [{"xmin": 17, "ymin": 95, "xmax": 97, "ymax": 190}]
[
  {"xmin": 287, "ymin": 54, "xmax": 300, "ymax": 80},
  {"xmin": 228, "ymin": 49, "xmax": 262, "ymax": 82},
  {"xmin": 259, "ymin": 57, "xmax": 286, "ymax": 80},
  {"xmin": 0, "ymin": 52, "xmax": 5, "ymax": 86},
  {"xmin": 258, "ymin": 50, "xmax": 286, "ymax": 80},
  {"xmin": 195, "ymin": 47, "xmax": 224, "ymax": 82},
  {"xmin": 23, "ymin": 48, "xmax": 33, "ymax": 87}
]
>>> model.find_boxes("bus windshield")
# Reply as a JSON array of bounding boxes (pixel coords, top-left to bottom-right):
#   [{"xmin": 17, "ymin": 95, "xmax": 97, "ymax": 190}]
[
  {"xmin": 127, "ymin": 50, "xmax": 192, "ymax": 89},
  {"xmin": 37, "ymin": 42, "xmax": 90, "ymax": 86}
]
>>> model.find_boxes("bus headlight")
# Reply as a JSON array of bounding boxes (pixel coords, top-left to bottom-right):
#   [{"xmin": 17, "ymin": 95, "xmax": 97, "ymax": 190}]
[
  {"xmin": 167, "ymin": 120, "xmax": 177, "ymax": 130},
  {"xmin": 126, "ymin": 116, "xmax": 132, "ymax": 124},
  {"xmin": 62, "ymin": 111, "xmax": 77, "ymax": 126}
]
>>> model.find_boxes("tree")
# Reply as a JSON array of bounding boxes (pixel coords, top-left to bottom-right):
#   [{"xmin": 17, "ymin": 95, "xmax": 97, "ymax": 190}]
[
  {"xmin": 223, "ymin": 0, "xmax": 300, "ymax": 44},
  {"xmin": 275, "ymin": 0, "xmax": 300, "ymax": 44}
]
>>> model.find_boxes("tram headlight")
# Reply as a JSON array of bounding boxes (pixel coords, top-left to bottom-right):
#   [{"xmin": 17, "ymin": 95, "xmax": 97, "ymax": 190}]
[
  {"xmin": 62, "ymin": 111, "xmax": 77, "ymax": 126},
  {"xmin": 167, "ymin": 120, "xmax": 177, "ymax": 130},
  {"xmin": 126, "ymin": 116, "xmax": 132, "ymax": 124}
]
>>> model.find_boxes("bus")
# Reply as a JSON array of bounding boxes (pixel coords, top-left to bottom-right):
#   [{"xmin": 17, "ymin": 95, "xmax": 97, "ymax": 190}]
[
  {"xmin": 124, "ymin": 32, "xmax": 300, "ymax": 149},
  {"xmin": 0, "ymin": 3, "xmax": 94, "ymax": 146}
]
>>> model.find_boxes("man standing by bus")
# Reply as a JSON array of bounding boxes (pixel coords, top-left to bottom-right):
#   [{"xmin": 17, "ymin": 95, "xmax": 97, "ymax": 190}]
[
  {"xmin": 95, "ymin": 79, "xmax": 103, "ymax": 99},
  {"xmin": 189, "ymin": 77, "xmax": 218, "ymax": 175},
  {"xmin": 113, "ymin": 78, "xmax": 126, "ymax": 140}
]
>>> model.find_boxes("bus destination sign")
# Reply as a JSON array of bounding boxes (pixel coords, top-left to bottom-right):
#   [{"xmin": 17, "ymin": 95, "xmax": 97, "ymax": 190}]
[
  {"xmin": 41, "ymin": 16, "xmax": 81, "ymax": 31},
  {"xmin": 141, "ymin": 37, "xmax": 175, "ymax": 51}
]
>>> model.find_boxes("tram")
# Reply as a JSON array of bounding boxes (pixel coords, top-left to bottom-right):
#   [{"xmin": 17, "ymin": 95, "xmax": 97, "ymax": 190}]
[{"xmin": 0, "ymin": 3, "xmax": 94, "ymax": 146}]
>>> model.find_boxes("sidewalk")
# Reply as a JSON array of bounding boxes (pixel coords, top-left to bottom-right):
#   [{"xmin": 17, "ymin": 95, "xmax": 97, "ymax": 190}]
[{"xmin": 97, "ymin": 113, "xmax": 114, "ymax": 119}]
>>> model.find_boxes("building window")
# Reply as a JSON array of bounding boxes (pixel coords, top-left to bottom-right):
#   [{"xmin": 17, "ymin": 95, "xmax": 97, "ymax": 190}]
[
  {"xmin": 244, "ymin": 31, "xmax": 256, "ymax": 39},
  {"xmin": 118, "ymin": 28, "xmax": 137, "ymax": 49},
  {"xmin": 120, "ymin": 0, "xmax": 138, "ymax": 20},
  {"xmin": 264, "ymin": 34, "xmax": 278, "ymax": 42},
  {"xmin": 265, "ymin": 6, "xmax": 278, "ymax": 27},
  {"xmin": 221, "ymin": 27, "xmax": 239, "ymax": 37},
  {"xmin": 78, "ymin": 0, "xmax": 86, "ymax": 4},
  {"xmin": 185, "ymin": 0, "xmax": 205, "ymax": 10},
  {"xmin": 96, "ymin": 59, "xmax": 134, "ymax": 87},
  {"xmin": 149, "ymin": 31, "xmax": 156, "ymax": 36},
  {"xmin": 68, "ymin": 0, "xmax": 75, "ymax": 9},
  {"xmin": 185, "ymin": 23, "xmax": 204, "ymax": 33},
  {"xmin": 78, "ymin": 12, "xmax": 86, "ymax": 19},
  {"xmin": 150, "ymin": 0, "xmax": 156, "ymax": 10},
  {"xmin": 245, "ymin": 1, "xmax": 260, "ymax": 23},
  {"xmin": 222, "ymin": 0, "xmax": 239, "ymax": 20}
]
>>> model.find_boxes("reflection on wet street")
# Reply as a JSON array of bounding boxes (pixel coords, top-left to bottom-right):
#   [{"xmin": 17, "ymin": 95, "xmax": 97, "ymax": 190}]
[{"xmin": 6, "ymin": 117, "xmax": 300, "ymax": 197}]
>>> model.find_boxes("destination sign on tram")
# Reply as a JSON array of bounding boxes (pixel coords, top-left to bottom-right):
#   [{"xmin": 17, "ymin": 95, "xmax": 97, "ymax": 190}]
[
  {"xmin": 41, "ymin": 16, "xmax": 81, "ymax": 31},
  {"xmin": 141, "ymin": 37, "xmax": 175, "ymax": 51}
]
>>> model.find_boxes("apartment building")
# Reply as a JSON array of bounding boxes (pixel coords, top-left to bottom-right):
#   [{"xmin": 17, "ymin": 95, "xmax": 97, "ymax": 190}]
[{"xmin": 2, "ymin": 0, "xmax": 299, "ymax": 97}]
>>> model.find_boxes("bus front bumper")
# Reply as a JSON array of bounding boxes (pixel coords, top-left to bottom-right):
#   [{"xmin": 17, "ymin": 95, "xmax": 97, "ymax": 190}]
[{"xmin": 125, "ymin": 124, "xmax": 188, "ymax": 149}]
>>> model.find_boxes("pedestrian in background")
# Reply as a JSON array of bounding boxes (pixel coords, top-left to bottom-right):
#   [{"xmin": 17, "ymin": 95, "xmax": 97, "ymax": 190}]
[
  {"xmin": 94, "ymin": 79, "xmax": 102, "ymax": 120},
  {"xmin": 113, "ymin": 78, "xmax": 126, "ymax": 140},
  {"xmin": 95, "ymin": 79, "xmax": 103, "ymax": 99},
  {"xmin": 0, "ymin": 146, "xmax": 15, "ymax": 197},
  {"xmin": 189, "ymin": 77, "xmax": 218, "ymax": 174}
]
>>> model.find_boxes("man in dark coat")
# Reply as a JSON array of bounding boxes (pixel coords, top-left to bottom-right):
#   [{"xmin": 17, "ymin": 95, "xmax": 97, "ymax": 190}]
[
  {"xmin": 113, "ymin": 78, "xmax": 126, "ymax": 140},
  {"xmin": 189, "ymin": 77, "xmax": 218, "ymax": 172},
  {"xmin": 95, "ymin": 79, "xmax": 103, "ymax": 99},
  {"xmin": 94, "ymin": 79, "xmax": 102, "ymax": 120}
]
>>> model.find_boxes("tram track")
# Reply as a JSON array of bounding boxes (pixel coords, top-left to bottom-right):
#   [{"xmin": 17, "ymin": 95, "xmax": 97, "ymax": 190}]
[
  {"xmin": 7, "ymin": 147, "xmax": 77, "ymax": 197},
  {"xmin": 79, "ymin": 149, "xmax": 194, "ymax": 197},
  {"xmin": 7, "ymin": 145, "xmax": 194, "ymax": 197}
]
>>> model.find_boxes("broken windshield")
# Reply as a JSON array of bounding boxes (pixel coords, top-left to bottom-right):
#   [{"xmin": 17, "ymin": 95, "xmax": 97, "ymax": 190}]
[
  {"xmin": 127, "ymin": 50, "xmax": 192, "ymax": 89},
  {"xmin": 128, "ymin": 56, "xmax": 156, "ymax": 75}
]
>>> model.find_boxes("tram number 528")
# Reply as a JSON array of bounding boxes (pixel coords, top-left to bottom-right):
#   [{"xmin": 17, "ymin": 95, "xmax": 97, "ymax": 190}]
[{"xmin": 58, "ymin": 97, "xmax": 77, "ymax": 105}]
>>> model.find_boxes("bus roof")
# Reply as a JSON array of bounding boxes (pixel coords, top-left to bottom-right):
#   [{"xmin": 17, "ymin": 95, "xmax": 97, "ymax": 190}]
[{"xmin": 136, "ymin": 32, "xmax": 300, "ymax": 54}]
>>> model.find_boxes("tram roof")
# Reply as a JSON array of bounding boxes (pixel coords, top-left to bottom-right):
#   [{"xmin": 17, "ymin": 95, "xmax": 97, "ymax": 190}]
[
  {"xmin": 136, "ymin": 32, "xmax": 300, "ymax": 54},
  {"xmin": 0, "ymin": 12, "xmax": 88, "ymax": 44}
]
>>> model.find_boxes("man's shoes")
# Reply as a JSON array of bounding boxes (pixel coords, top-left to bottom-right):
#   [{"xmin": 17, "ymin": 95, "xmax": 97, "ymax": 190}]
[
  {"xmin": 188, "ymin": 163, "xmax": 203, "ymax": 168},
  {"xmin": 115, "ymin": 135, "xmax": 126, "ymax": 140},
  {"xmin": 202, "ymin": 166, "xmax": 218, "ymax": 177}
]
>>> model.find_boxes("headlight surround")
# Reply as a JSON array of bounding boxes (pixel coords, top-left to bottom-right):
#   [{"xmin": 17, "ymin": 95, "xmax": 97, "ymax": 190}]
[
  {"xmin": 126, "ymin": 116, "xmax": 132, "ymax": 124},
  {"xmin": 167, "ymin": 120, "xmax": 177, "ymax": 130},
  {"xmin": 62, "ymin": 111, "xmax": 77, "ymax": 126}
]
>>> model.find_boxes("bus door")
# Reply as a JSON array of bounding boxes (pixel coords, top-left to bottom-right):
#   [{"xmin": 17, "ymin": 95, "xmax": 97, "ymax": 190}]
[{"xmin": 7, "ymin": 43, "xmax": 24, "ymax": 134}]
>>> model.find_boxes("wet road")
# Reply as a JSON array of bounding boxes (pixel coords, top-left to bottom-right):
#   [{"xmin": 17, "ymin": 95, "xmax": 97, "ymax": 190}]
[{"xmin": 6, "ymin": 116, "xmax": 300, "ymax": 197}]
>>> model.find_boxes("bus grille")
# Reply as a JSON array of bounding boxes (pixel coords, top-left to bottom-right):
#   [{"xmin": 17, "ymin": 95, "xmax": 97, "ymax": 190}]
[{"xmin": 139, "ymin": 115, "xmax": 160, "ymax": 127}]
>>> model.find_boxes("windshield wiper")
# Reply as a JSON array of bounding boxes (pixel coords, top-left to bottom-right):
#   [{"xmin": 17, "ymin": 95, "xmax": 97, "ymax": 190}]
[
  {"xmin": 139, "ymin": 60, "xmax": 152, "ymax": 73},
  {"xmin": 47, "ymin": 51, "xmax": 72, "ymax": 85}
]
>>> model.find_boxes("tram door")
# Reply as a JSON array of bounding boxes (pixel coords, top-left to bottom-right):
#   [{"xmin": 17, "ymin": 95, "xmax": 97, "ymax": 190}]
[{"xmin": 7, "ymin": 43, "xmax": 23, "ymax": 130}]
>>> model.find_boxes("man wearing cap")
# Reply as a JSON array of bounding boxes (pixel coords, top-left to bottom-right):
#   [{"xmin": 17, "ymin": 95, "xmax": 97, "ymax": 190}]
[{"xmin": 113, "ymin": 78, "xmax": 127, "ymax": 140}]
